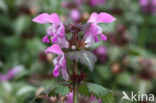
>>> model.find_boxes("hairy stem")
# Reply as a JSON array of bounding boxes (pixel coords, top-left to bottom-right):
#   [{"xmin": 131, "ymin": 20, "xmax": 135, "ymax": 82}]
[{"xmin": 73, "ymin": 61, "xmax": 78, "ymax": 103}]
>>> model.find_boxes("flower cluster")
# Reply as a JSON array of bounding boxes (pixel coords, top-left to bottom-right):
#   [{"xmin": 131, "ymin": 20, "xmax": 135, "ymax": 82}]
[
  {"xmin": 32, "ymin": 12, "xmax": 115, "ymax": 81},
  {"xmin": 139, "ymin": 0, "xmax": 156, "ymax": 14}
]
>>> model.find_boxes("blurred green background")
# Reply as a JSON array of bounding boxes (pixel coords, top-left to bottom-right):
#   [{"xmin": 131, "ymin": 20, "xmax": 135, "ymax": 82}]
[{"xmin": 0, "ymin": 0, "xmax": 156, "ymax": 103}]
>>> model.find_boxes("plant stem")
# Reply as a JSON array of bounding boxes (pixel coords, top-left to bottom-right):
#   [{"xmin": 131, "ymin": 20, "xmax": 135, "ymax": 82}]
[
  {"xmin": 73, "ymin": 85, "xmax": 78, "ymax": 103},
  {"xmin": 73, "ymin": 60, "xmax": 78, "ymax": 73},
  {"xmin": 73, "ymin": 61, "xmax": 78, "ymax": 103}
]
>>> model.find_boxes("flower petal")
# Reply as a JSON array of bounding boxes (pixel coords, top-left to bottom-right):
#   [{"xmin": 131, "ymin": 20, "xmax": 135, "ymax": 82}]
[
  {"xmin": 152, "ymin": 0, "xmax": 156, "ymax": 6},
  {"xmin": 45, "ymin": 44, "xmax": 64, "ymax": 55},
  {"xmin": 50, "ymin": 13, "xmax": 61, "ymax": 24},
  {"xmin": 139, "ymin": 0, "xmax": 148, "ymax": 6},
  {"xmin": 32, "ymin": 13, "xmax": 61, "ymax": 24},
  {"xmin": 61, "ymin": 67, "xmax": 69, "ymax": 81},
  {"xmin": 94, "ymin": 36, "xmax": 100, "ymax": 43},
  {"xmin": 58, "ymin": 37, "xmax": 69, "ymax": 48},
  {"xmin": 97, "ymin": 12, "xmax": 116, "ymax": 23},
  {"xmin": 51, "ymin": 35, "xmax": 58, "ymax": 43},
  {"xmin": 53, "ymin": 65, "xmax": 60, "ymax": 77},
  {"xmin": 100, "ymin": 34, "xmax": 107, "ymax": 41},
  {"xmin": 42, "ymin": 35, "xmax": 50, "ymax": 43},
  {"xmin": 59, "ymin": 56, "xmax": 66, "ymax": 67},
  {"xmin": 85, "ymin": 24, "xmax": 99, "ymax": 36},
  {"xmin": 65, "ymin": 92, "xmax": 73, "ymax": 103},
  {"xmin": 32, "ymin": 13, "xmax": 51, "ymax": 24},
  {"xmin": 57, "ymin": 24, "xmax": 65, "ymax": 36},
  {"xmin": 87, "ymin": 12, "xmax": 98, "ymax": 23},
  {"xmin": 85, "ymin": 35, "xmax": 94, "ymax": 48},
  {"xmin": 0, "ymin": 74, "xmax": 8, "ymax": 82}
]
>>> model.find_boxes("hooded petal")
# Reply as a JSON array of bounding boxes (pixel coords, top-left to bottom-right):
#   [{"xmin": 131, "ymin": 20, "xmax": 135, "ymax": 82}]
[
  {"xmin": 96, "ymin": 12, "xmax": 116, "ymax": 23},
  {"xmin": 45, "ymin": 44, "xmax": 64, "ymax": 55},
  {"xmin": 88, "ymin": 12, "xmax": 115, "ymax": 23},
  {"xmin": 50, "ymin": 13, "xmax": 61, "ymax": 24},
  {"xmin": 87, "ymin": 12, "xmax": 98, "ymax": 23},
  {"xmin": 53, "ymin": 65, "xmax": 60, "ymax": 77},
  {"xmin": 85, "ymin": 24, "xmax": 99, "ymax": 36},
  {"xmin": 32, "ymin": 13, "xmax": 51, "ymax": 24},
  {"xmin": 42, "ymin": 35, "xmax": 50, "ymax": 43},
  {"xmin": 32, "ymin": 13, "xmax": 61, "ymax": 24}
]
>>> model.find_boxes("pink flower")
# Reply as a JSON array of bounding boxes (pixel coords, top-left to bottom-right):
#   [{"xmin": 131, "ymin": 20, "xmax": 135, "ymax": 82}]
[
  {"xmin": 94, "ymin": 46, "xmax": 108, "ymax": 62},
  {"xmin": 139, "ymin": 0, "xmax": 156, "ymax": 13},
  {"xmin": 70, "ymin": 9, "xmax": 81, "ymax": 23},
  {"xmin": 0, "ymin": 65, "xmax": 24, "ymax": 82},
  {"xmin": 46, "ymin": 23, "xmax": 69, "ymax": 48},
  {"xmin": 65, "ymin": 92, "xmax": 102, "ymax": 103},
  {"xmin": 89, "ymin": 0, "xmax": 106, "ymax": 6},
  {"xmin": 32, "ymin": 13, "xmax": 61, "ymax": 24},
  {"xmin": 139, "ymin": 0, "xmax": 149, "ymax": 6},
  {"xmin": 84, "ymin": 12, "xmax": 115, "ymax": 47},
  {"xmin": 153, "ymin": 0, "xmax": 156, "ymax": 6},
  {"xmin": 45, "ymin": 44, "xmax": 69, "ymax": 81},
  {"xmin": 65, "ymin": 92, "xmax": 73, "ymax": 103},
  {"xmin": 76, "ymin": 0, "xmax": 84, "ymax": 4},
  {"xmin": 33, "ymin": 13, "xmax": 69, "ymax": 48},
  {"xmin": 90, "ymin": 95, "xmax": 102, "ymax": 103}
]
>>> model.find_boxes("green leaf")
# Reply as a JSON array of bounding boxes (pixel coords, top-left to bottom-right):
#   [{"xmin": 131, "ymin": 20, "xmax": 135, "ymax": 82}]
[
  {"xmin": 116, "ymin": 72, "xmax": 132, "ymax": 86},
  {"xmin": 13, "ymin": 15, "xmax": 32, "ymax": 36},
  {"xmin": 78, "ymin": 83, "xmax": 114, "ymax": 103},
  {"xmin": 39, "ymin": 87, "xmax": 53, "ymax": 96},
  {"xmin": 0, "ymin": 0, "xmax": 8, "ymax": 13},
  {"xmin": 96, "ymin": 65, "xmax": 112, "ymax": 80},
  {"xmin": 16, "ymin": 86, "xmax": 36, "ymax": 96},
  {"xmin": 55, "ymin": 85, "xmax": 70, "ymax": 96},
  {"xmin": 66, "ymin": 50, "xmax": 97, "ymax": 72},
  {"xmin": 39, "ymin": 85, "xmax": 70, "ymax": 97}
]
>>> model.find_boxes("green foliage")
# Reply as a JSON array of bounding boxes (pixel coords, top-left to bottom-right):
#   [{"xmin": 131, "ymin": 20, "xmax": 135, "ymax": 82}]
[
  {"xmin": 0, "ymin": 82, "xmax": 36, "ymax": 103},
  {"xmin": 13, "ymin": 15, "xmax": 32, "ymax": 36},
  {"xmin": 0, "ymin": 0, "xmax": 156, "ymax": 103},
  {"xmin": 0, "ymin": 0, "xmax": 8, "ymax": 12},
  {"xmin": 116, "ymin": 72, "xmax": 132, "ymax": 86},
  {"xmin": 96, "ymin": 65, "xmax": 112, "ymax": 80},
  {"xmin": 39, "ymin": 85, "xmax": 70, "ymax": 97},
  {"xmin": 78, "ymin": 83, "xmax": 114, "ymax": 103},
  {"xmin": 66, "ymin": 50, "xmax": 97, "ymax": 72}
]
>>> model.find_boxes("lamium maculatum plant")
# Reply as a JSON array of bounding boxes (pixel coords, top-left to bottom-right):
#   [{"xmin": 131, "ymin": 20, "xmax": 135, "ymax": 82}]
[{"xmin": 32, "ymin": 11, "xmax": 115, "ymax": 103}]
